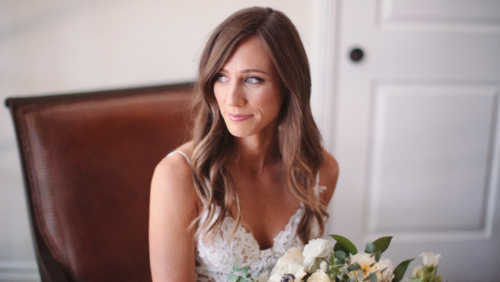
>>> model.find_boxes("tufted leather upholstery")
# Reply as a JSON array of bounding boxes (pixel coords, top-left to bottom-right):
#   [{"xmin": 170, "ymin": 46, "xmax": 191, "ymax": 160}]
[{"xmin": 5, "ymin": 83, "xmax": 194, "ymax": 282}]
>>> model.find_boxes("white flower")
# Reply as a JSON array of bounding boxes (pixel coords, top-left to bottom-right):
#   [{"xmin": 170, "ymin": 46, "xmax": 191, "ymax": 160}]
[
  {"xmin": 411, "ymin": 265, "xmax": 425, "ymax": 279},
  {"xmin": 349, "ymin": 253, "xmax": 394, "ymax": 282},
  {"xmin": 255, "ymin": 273, "xmax": 269, "ymax": 282},
  {"xmin": 306, "ymin": 269, "xmax": 331, "ymax": 282},
  {"xmin": 320, "ymin": 261, "xmax": 328, "ymax": 272},
  {"xmin": 269, "ymin": 263, "xmax": 307, "ymax": 282},
  {"xmin": 420, "ymin": 253, "xmax": 441, "ymax": 268},
  {"xmin": 302, "ymin": 238, "xmax": 333, "ymax": 272},
  {"xmin": 271, "ymin": 247, "xmax": 304, "ymax": 276}
]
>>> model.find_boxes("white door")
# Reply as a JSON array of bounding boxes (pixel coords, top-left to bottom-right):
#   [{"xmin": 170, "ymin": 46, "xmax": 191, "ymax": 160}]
[{"xmin": 324, "ymin": 1, "xmax": 500, "ymax": 281}]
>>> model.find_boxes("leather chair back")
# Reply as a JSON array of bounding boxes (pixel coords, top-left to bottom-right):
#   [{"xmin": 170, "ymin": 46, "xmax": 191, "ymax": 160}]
[{"xmin": 5, "ymin": 83, "xmax": 194, "ymax": 282}]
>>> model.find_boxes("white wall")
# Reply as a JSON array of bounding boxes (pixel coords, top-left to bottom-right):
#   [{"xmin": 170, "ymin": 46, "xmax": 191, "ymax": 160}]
[{"xmin": 0, "ymin": 1, "xmax": 319, "ymax": 280}]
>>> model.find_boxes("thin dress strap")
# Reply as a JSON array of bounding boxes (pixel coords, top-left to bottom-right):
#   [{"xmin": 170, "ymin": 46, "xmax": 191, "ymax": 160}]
[
  {"xmin": 314, "ymin": 171, "xmax": 326, "ymax": 198},
  {"xmin": 166, "ymin": 150, "xmax": 191, "ymax": 165}
]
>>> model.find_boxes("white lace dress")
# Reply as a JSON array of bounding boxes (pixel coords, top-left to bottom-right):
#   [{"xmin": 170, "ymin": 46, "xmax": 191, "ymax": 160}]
[
  {"xmin": 195, "ymin": 205, "xmax": 305, "ymax": 282},
  {"xmin": 166, "ymin": 151, "xmax": 325, "ymax": 282}
]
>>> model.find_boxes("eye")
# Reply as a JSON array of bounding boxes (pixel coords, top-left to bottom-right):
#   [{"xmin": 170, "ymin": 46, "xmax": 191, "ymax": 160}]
[
  {"xmin": 214, "ymin": 74, "xmax": 229, "ymax": 83},
  {"xmin": 245, "ymin": 76, "xmax": 264, "ymax": 84}
]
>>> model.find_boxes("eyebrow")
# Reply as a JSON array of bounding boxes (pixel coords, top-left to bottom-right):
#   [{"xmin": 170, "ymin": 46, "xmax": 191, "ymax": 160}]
[{"xmin": 220, "ymin": 68, "xmax": 269, "ymax": 75}]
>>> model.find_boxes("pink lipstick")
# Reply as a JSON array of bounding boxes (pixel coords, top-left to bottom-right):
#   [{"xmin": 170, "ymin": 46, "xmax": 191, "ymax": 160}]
[{"xmin": 228, "ymin": 113, "xmax": 253, "ymax": 122}]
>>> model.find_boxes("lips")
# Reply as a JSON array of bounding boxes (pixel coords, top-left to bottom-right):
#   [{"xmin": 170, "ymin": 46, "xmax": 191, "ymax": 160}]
[{"xmin": 227, "ymin": 113, "xmax": 253, "ymax": 122}]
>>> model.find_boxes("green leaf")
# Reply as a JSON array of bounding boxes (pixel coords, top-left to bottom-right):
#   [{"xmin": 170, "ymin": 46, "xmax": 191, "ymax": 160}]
[
  {"xmin": 365, "ymin": 242, "xmax": 375, "ymax": 253},
  {"xmin": 334, "ymin": 242, "xmax": 351, "ymax": 256},
  {"xmin": 372, "ymin": 237, "xmax": 392, "ymax": 254},
  {"xmin": 369, "ymin": 271, "xmax": 379, "ymax": 282},
  {"xmin": 329, "ymin": 253, "xmax": 335, "ymax": 265},
  {"xmin": 375, "ymin": 250, "xmax": 381, "ymax": 262},
  {"xmin": 392, "ymin": 258, "xmax": 414, "ymax": 282},
  {"xmin": 336, "ymin": 250, "xmax": 347, "ymax": 261},
  {"xmin": 241, "ymin": 266, "xmax": 249, "ymax": 277},
  {"xmin": 233, "ymin": 265, "xmax": 240, "ymax": 272},
  {"xmin": 330, "ymin": 235, "xmax": 358, "ymax": 255},
  {"xmin": 226, "ymin": 272, "xmax": 239, "ymax": 282},
  {"xmin": 348, "ymin": 263, "xmax": 361, "ymax": 271}
]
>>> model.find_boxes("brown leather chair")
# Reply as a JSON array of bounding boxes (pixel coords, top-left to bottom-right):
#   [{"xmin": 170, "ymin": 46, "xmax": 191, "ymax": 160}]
[{"xmin": 5, "ymin": 82, "xmax": 194, "ymax": 282}]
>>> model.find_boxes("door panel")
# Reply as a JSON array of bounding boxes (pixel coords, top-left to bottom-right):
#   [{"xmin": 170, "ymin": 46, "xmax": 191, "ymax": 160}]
[{"xmin": 328, "ymin": 1, "xmax": 500, "ymax": 281}]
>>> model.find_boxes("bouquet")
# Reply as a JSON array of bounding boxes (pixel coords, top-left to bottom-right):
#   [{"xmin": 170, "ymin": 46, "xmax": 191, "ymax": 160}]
[{"xmin": 227, "ymin": 235, "xmax": 443, "ymax": 282}]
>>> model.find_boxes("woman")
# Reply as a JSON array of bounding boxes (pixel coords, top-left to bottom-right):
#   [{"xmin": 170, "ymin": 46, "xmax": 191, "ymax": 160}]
[{"xmin": 149, "ymin": 7, "xmax": 339, "ymax": 282}]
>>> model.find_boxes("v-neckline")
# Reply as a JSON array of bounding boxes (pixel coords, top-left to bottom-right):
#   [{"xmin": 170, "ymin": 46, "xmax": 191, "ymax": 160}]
[{"xmin": 236, "ymin": 205, "xmax": 303, "ymax": 251}]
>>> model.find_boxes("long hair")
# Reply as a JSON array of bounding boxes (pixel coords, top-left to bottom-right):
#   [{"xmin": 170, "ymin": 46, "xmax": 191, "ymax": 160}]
[{"xmin": 190, "ymin": 7, "xmax": 326, "ymax": 244}]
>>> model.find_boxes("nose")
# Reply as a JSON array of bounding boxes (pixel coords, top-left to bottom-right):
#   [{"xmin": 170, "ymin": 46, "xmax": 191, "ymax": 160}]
[{"xmin": 227, "ymin": 81, "xmax": 246, "ymax": 106}]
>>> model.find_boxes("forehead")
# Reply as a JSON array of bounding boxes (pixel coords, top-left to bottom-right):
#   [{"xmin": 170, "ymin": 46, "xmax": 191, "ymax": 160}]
[{"xmin": 222, "ymin": 36, "xmax": 274, "ymax": 71}]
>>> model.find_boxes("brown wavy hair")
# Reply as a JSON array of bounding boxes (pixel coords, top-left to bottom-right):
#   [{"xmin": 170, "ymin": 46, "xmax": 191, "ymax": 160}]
[{"xmin": 190, "ymin": 7, "xmax": 326, "ymax": 244}]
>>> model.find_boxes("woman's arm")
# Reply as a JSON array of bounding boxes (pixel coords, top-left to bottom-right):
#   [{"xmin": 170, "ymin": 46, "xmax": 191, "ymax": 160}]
[{"xmin": 149, "ymin": 152, "xmax": 198, "ymax": 282}]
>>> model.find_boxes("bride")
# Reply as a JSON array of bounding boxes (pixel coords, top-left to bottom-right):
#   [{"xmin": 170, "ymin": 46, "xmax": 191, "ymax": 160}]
[{"xmin": 149, "ymin": 7, "xmax": 339, "ymax": 282}]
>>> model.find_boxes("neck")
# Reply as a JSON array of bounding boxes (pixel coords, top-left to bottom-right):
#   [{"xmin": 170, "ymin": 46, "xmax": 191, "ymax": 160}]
[{"xmin": 231, "ymin": 128, "xmax": 280, "ymax": 174}]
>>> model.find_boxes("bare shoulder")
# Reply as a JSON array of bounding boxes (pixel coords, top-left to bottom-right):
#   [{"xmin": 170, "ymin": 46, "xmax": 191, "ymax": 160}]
[
  {"xmin": 151, "ymin": 140, "xmax": 197, "ymax": 208},
  {"xmin": 319, "ymin": 148, "xmax": 339, "ymax": 205},
  {"xmin": 149, "ymin": 140, "xmax": 198, "ymax": 281}
]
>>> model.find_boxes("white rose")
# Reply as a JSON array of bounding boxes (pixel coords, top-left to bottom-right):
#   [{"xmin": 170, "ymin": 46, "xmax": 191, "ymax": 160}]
[
  {"xmin": 420, "ymin": 253, "xmax": 441, "ymax": 268},
  {"xmin": 303, "ymin": 238, "xmax": 333, "ymax": 258},
  {"xmin": 271, "ymin": 247, "xmax": 304, "ymax": 276},
  {"xmin": 306, "ymin": 270, "xmax": 331, "ymax": 282},
  {"xmin": 302, "ymin": 238, "xmax": 333, "ymax": 272},
  {"xmin": 377, "ymin": 257, "xmax": 394, "ymax": 281},
  {"xmin": 349, "ymin": 253, "xmax": 394, "ymax": 282}
]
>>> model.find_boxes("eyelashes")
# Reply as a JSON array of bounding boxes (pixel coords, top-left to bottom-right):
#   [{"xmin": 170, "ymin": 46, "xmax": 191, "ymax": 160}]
[
  {"xmin": 213, "ymin": 74, "xmax": 264, "ymax": 84},
  {"xmin": 214, "ymin": 74, "xmax": 229, "ymax": 83},
  {"xmin": 245, "ymin": 77, "xmax": 264, "ymax": 84}
]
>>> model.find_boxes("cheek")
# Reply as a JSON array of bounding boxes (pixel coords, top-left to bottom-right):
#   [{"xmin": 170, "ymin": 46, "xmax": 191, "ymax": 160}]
[
  {"xmin": 213, "ymin": 85, "xmax": 225, "ymax": 107},
  {"xmin": 258, "ymin": 88, "xmax": 283, "ymax": 114}
]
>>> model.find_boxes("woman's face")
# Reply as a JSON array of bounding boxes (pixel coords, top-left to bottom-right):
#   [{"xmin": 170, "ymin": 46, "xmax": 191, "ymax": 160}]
[{"xmin": 213, "ymin": 36, "xmax": 283, "ymax": 139}]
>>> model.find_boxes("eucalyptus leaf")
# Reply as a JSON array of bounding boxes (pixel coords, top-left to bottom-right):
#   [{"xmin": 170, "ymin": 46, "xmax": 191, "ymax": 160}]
[
  {"xmin": 348, "ymin": 264, "xmax": 361, "ymax": 271},
  {"xmin": 369, "ymin": 271, "xmax": 379, "ymax": 282},
  {"xmin": 365, "ymin": 242, "xmax": 375, "ymax": 253},
  {"xmin": 233, "ymin": 265, "xmax": 240, "ymax": 272},
  {"xmin": 392, "ymin": 258, "xmax": 414, "ymax": 282},
  {"xmin": 226, "ymin": 272, "xmax": 239, "ymax": 282},
  {"xmin": 330, "ymin": 235, "xmax": 359, "ymax": 255},
  {"xmin": 372, "ymin": 237, "xmax": 392, "ymax": 254},
  {"xmin": 375, "ymin": 250, "xmax": 381, "ymax": 262},
  {"xmin": 241, "ymin": 266, "xmax": 249, "ymax": 277},
  {"xmin": 336, "ymin": 250, "xmax": 347, "ymax": 261}
]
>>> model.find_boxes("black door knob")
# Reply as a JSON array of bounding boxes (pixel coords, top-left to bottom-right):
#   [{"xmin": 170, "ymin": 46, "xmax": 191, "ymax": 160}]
[{"xmin": 349, "ymin": 48, "xmax": 364, "ymax": 63}]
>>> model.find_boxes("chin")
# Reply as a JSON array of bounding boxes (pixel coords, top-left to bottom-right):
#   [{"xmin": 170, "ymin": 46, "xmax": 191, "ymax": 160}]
[
  {"xmin": 227, "ymin": 129, "xmax": 251, "ymax": 138},
  {"xmin": 226, "ymin": 126, "xmax": 255, "ymax": 138}
]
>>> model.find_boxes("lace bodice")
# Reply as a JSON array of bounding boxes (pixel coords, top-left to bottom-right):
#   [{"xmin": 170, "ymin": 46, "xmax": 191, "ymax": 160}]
[
  {"xmin": 195, "ymin": 205, "xmax": 305, "ymax": 282},
  {"xmin": 165, "ymin": 151, "xmax": 326, "ymax": 282}
]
